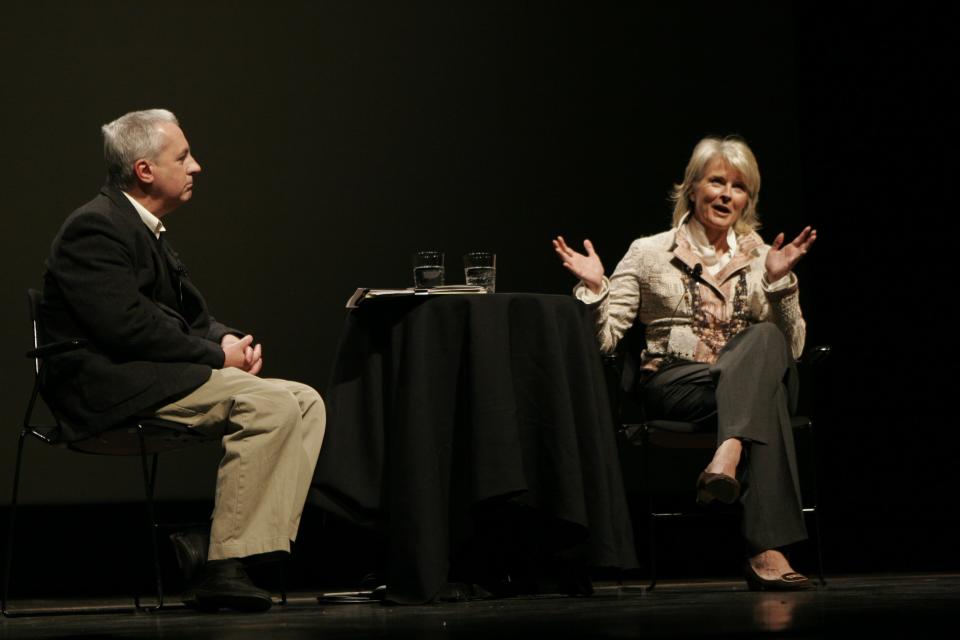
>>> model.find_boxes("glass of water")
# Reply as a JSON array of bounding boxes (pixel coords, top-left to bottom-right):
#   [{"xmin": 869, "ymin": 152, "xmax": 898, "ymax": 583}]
[
  {"xmin": 463, "ymin": 251, "xmax": 496, "ymax": 292},
  {"xmin": 413, "ymin": 250, "xmax": 445, "ymax": 289}
]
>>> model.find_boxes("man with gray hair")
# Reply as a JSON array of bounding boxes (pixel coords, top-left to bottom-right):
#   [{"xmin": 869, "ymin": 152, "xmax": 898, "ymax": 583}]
[{"xmin": 39, "ymin": 109, "xmax": 326, "ymax": 612}]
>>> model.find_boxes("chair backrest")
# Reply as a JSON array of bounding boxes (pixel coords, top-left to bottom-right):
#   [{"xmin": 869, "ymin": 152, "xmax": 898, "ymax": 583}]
[
  {"xmin": 27, "ymin": 288, "xmax": 43, "ymax": 375},
  {"xmin": 615, "ymin": 321, "xmax": 648, "ymax": 395},
  {"xmin": 23, "ymin": 288, "xmax": 64, "ymax": 443},
  {"xmin": 23, "ymin": 288, "xmax": 217, "ymax": 453}
]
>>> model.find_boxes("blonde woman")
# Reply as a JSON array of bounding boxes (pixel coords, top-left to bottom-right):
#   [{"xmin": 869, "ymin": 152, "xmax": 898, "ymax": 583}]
[{"xmin": 553, "ymin": 136, "xmax": 817, "ymax": 590}]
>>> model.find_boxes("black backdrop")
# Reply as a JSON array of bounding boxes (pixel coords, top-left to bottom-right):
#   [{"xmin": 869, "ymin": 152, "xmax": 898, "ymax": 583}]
[{"xmin": 0, "ymin": 1, "xmax": 954, "ymax": 574}]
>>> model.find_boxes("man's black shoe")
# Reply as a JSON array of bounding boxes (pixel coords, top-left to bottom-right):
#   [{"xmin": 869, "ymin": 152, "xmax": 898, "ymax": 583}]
[
  {"xmin": 170, "ymin": 527, "xmax": 210, "ymax": 584},
  {"xmin": 183, "ymin": 559, "xmax": 273, "ymax": 613}
]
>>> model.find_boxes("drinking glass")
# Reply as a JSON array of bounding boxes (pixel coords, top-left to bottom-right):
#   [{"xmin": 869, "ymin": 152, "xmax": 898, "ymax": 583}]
[
  {"xmin": 463, "ymin": 252, "xmax": 496, "ymax": 292},
  {"xmin": 413, "ymin": 250, "xmax": 445, "ymax": 288}
]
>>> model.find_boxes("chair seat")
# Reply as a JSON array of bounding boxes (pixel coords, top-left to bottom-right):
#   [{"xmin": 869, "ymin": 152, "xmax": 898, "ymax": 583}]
[
  {"xmin": 62, "ymin": 419, "xmax": 217, "ymax": 456},
  {"xmin": 621, "ymin": 415, "xmax": 813, "ymax": 449}
]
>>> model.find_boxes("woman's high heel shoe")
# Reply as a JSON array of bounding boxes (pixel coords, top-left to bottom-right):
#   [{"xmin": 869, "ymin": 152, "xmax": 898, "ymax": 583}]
[
  {"xmin": 696, "ymin": 471, "xmax": 741, "ymax": 505},
  {"xmin": 744, "ymin": 562, "xmax": 811, "ymax": 591}
]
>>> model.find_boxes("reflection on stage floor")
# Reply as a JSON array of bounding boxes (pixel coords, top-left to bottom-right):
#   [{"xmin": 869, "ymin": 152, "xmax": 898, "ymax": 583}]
[{"xmin": 2, "ymin": 573, "xmax": 957, "ymax": 639}]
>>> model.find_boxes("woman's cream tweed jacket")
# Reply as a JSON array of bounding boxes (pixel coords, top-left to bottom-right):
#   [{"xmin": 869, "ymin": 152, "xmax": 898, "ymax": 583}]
[{"xmin": 575, "ymin": 222, "xmax": 806, "ymax": 370}]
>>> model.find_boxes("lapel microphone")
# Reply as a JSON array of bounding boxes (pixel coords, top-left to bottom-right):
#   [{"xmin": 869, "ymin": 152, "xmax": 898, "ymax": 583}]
[
  {"xmin": 158, "ymin": 236, "xmax": 188, "ymax": 308},
  {"xmin": 172, "ymin": 255, "xmax": 187, "ymax": 308},
  {"xmin": 690, "ymin": 262, "xmax": 703, "ymax": 281}
]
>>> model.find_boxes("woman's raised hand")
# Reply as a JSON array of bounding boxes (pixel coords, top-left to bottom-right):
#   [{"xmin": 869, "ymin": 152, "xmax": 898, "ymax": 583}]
[
  {"xmin": 765, "ymin": 226, "xmax": 817, "ymax": 282},
  {"xmin": 553, "ymin": 235, "xmax": 605, "ymax": 294}
]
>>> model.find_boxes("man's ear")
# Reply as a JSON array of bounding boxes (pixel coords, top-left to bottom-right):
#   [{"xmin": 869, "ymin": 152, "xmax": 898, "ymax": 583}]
[{"xmin": 133, "ymin": 158, "xmax": 154, "ymax": 184}]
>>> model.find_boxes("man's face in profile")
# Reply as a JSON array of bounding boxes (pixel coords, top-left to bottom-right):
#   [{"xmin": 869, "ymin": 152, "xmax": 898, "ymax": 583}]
[{"xmin": 146, "ymin": 122, "xmax": 202, "ymax": 216}]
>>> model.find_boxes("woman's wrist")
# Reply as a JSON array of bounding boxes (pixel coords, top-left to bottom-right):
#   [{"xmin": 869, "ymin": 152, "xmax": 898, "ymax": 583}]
[
  {"xmin": 585, "ymin": 277, "xmax": 603, "ymax": 295},
  {"xmin": 764, "ymin": 269, "xmax": 788, "ymax": 283}
]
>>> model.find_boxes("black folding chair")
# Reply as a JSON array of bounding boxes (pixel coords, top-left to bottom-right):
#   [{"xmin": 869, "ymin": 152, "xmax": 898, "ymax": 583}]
[
  {"xmin": 605, "ymin": 324, "xmax": 829, "ymax": 591},
  {"xmin": 2, "ymin": 290, "xmax": 218, "ymax": 617}
]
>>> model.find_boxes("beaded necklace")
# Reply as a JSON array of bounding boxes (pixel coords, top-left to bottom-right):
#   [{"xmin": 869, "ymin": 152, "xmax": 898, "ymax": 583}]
[{"xmin": 684, "ymin": 270, "xmax": 750, "ymax": 359}]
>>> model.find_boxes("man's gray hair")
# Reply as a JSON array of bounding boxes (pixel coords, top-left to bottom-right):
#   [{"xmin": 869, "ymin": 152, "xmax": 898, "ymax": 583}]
[{"xmin": 101, "ymin": 109, "xmax": 179, "ymax": 189}]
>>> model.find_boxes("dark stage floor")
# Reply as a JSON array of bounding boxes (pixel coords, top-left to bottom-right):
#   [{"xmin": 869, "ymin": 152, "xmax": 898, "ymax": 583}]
[{"xmin": 2, "ymin": 573, "xmax": 957, "ymax": 639}]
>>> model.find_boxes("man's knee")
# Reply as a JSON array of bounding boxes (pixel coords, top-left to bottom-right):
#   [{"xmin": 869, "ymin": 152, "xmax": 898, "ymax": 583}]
[
  {"xmin": 272, "ymin": 380, "xmax": 325, "ymax": 422},
  {"xmin": 228, "ymin": 378, "xmax": 325, "ymax": 440},
  {"xmin": 298, "ymin": 385, "xmax": 324, "ymax": 415},
  {"xmin": 309, "ymin": 390, "xmax": 325, "ymax": 423},
  {"xmin": 239, "ymin": 385, "xmax": 302, "ymax": 428},
  {"xmin": 272, "ymin": 383, "xmax": 325, "ymax": 444}
]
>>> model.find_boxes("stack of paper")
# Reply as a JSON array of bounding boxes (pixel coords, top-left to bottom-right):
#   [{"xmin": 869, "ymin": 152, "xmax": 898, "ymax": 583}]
[{"xmin": 346, "ymin": 285, "xmax": 488, "ymax": 308}]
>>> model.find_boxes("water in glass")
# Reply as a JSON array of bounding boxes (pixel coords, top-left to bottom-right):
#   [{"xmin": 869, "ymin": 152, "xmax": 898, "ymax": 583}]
[
  {"xmin": 465, "ymin": 266, "xmax": 496, "ymax": 292},
  {"xmin": 414, "ymin": 265, "xmax": 445, "ymax": 288}
]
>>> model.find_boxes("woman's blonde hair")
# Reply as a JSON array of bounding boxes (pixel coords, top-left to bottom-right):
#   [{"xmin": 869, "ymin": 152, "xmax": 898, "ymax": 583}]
[{"xmin": 670, "ymin": 136, "xmax": 762, "ymax": 234}]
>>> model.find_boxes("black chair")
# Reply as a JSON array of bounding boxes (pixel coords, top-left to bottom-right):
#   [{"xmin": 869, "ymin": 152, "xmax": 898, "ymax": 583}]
[
  {"xmin": 605, "ymin": 325, "xmax": 829, "ymax": 591},
  {"xmin": 2, "ymin": 290, "xmax": 219, "ymax": 617}
]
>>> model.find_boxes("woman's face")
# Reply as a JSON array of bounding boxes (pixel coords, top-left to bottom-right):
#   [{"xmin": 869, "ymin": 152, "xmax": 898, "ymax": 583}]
[{"xmin": 691, "ymin": 156, "xmax": 749, "ymax": 237}]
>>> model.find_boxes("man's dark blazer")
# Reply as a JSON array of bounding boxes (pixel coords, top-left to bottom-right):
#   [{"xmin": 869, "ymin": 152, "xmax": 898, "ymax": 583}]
[{"xmin": 40, "ymin": 185, "xmax": 238, "ymax": 441}]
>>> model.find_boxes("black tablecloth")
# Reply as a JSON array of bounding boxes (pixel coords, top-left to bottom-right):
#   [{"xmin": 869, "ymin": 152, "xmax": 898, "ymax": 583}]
[{"xmin": 309, "ymin": 293, "xmax": 637, "ymax": 603}]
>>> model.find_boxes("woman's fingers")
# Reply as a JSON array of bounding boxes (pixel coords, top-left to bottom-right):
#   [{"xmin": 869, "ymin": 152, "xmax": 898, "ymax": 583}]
[
  {"xmin": 554, "ymin": 236, "xmax": 604, "ymax": 286},
  {"xmin": 790, "ymin": 226, "xmax": 817, "ymax": 253}
]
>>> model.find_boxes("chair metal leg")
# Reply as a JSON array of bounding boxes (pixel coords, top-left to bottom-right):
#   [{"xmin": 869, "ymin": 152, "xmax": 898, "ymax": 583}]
[
  {"xmin": 4, "ymin": 431, "xmax": 142, "ymax": 617},
  {"xmin": 2, "ymin": 430, "xmax": 28, "ymax": 617},
  {"xmin": 806, "ymin": 422, "xmax": 827, "ymax": 586},
  {"xmin": 136, "ymin": 426, "xmax": 164, "ymax": 610},
  {"xmin": 149, "ymin": 453, "xmax": 159, "ymax": 498},
  {"xmin": 642, "ymin": 431, "xmax": 659, "ymax": 591}
]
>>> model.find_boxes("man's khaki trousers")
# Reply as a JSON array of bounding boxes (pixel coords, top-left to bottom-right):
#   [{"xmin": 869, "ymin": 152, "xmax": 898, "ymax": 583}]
[{"xmin": 152, "ymin": 368, "xmax": 325, "ymax": 560}]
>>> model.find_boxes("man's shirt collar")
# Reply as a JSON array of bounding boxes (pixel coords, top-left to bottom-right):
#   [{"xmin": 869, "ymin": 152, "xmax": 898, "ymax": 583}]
[{"xmin": 121, "ymin": 191, "xmax": 166, "ymax": 239}]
